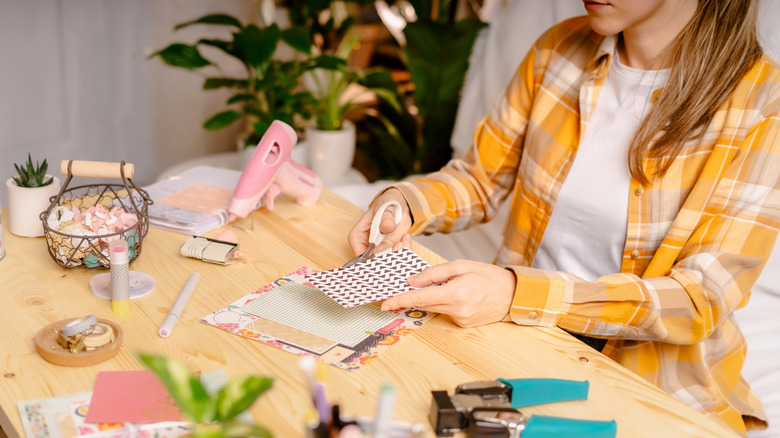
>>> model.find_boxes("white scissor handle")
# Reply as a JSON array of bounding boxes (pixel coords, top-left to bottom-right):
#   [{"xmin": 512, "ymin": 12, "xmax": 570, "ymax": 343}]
[{"xmin": 368, "ymin": 200, "xmax": 403, "ymax": 247}]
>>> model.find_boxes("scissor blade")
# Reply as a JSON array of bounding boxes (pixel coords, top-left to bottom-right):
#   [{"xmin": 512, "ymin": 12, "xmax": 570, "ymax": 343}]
[{"xmin": 342, "ymin": 243, "xmax": 375, "ymax": 268}]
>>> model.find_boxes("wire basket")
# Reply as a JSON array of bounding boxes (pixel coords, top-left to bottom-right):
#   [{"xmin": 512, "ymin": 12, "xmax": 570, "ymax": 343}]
[{"xmin": 40, "ymin": 160, "xmax": 153, "ymax": 269}]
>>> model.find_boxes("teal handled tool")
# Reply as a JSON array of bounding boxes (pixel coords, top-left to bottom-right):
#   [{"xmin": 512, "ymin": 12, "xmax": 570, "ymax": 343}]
[{"xmin": 429, "ymin": 378, "xmax": 616, "ymax": 438}]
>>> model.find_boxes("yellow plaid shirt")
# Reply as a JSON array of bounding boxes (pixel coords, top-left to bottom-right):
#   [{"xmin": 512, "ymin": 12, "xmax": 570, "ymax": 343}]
[{"xmin": 393, "ymin": 17, "xmax": 780, "ymax": 434}]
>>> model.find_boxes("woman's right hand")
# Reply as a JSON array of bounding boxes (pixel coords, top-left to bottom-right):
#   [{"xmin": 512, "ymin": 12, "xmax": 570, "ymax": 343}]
[{"xmin": 347, "ymin": 188, "xmax": 413, "ymax": 256}]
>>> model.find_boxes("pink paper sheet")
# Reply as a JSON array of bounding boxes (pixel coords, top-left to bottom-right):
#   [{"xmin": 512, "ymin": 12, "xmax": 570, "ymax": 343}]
[{"xmin": 85, "ymin": 370, "xmax": 181, "ymax": 423}]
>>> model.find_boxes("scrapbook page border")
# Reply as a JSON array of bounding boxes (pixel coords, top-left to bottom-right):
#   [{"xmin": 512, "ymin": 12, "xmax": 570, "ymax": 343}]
[{"xmin": 200, "ymin": 267, "xmax": 433, "ymax": 370}]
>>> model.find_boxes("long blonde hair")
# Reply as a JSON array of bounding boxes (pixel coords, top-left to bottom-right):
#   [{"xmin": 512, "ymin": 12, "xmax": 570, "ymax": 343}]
[{"xmin": 629, "ymin": 0, "xmax": 763, "ymax": 185}]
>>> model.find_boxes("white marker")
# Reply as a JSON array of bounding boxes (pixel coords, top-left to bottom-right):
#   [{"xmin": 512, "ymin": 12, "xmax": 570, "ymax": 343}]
[
  {"xmin": 373, "ymin": 384, "xmax": 396, "ymax": 438},
  {"xmin": 159, "ymin": 272, "xmax": 200, "ymax": 337}
]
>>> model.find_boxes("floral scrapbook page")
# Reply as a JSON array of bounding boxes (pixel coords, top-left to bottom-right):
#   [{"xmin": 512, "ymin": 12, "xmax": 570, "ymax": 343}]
[
  {"xmin": 18, "ymin": 392, "xmax": 189, "ymax": 438},
  {"xmin": 18, "ymin": 371, "xmax": 236, "ymax": 438},
  {"xmin": 201, "ymin": 267, "xmax": 433, "ymax": 370}
]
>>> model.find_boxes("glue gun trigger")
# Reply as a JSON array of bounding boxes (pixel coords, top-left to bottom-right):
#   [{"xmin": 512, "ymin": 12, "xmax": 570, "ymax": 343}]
[{"xmin": 265, "ymin": 183, "xmax": 281, "ymax": 211}]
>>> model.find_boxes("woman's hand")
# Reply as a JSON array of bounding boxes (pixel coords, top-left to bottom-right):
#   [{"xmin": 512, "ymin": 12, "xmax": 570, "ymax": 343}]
[
  {"xmin": 381, "ymin": 258, "xmax": 517, "ymax": 327},
  {"xmin": 348, "ymin": 188, "xmax": 413, "ymax": 256}
]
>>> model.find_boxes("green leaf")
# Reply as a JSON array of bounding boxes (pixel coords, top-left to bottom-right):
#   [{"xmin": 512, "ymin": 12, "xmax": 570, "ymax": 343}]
[
  {"xmin": 12, "ymin": 162, "xmax": 28, "ymax": 187},
  {"xmin": 362, "ymin": 69, "xmax": 396, "ymax": 88},
  {"xmin": 203, "ymin": 110, "xmax": 242, "ymax": 130},
  {"xmin": 369, "ymin": 87, "xmax": 402, "ymax": 113},
  {"xmin": 174, "ymin": 13, "xmax": 242, "ymax": 31},
  {"xmin": 359, "ymin": 70, "xmax": 402, "ymax": 112},
  {"xmin": 203, "ymin": 77, "xmax": 248, "ymax": 90},
  {"xmin": 26, "ymin": 153, "xmax": 35, "ymax": 174},
  {"xmin": 213, "ymin": 376, "xmax": 273, "ymax": 421},
  {"xmin": 150, "ymin": 43, "xmax": 211, "ymax": 70},
  {"xmin": 13, "ymin": 163, "xmax": 27, "ymax": 186},
  {"xmin": 139, "ymin": 354, "xmax": 214, "ymax": 423},
  {"xmin": 226, "ymin": 93, "xmax": 257, "ymax": 104},
  {"xmin": 197, "ymin": 38, "xmax": 239, "ymax": 60},
  {"xmin": 334, "ymin": 31, "xmax": 361, "ymax": 60},
  {"xmin": 307, "ymin": 55, "xmax": 347, "ymax": 71},
  {"xmin": 239, "ymin": 24, "xmax": 279, "ymax": 72},
  {"xmin": 339, "ymin": 16, "xmax": 356, "ymax": 33},
  {"xmin": 280, "ymin": 26, "xmax": 312, "ymax": 55},
  {"xmin": 38, "ymin": 159, "xmax": 48, "ymax": 178},
  {"xmin": 252, "ymin": 120, "xmax": 273, "ymax": 137},
  {"xmin": 358, "ymin": 117, "xmax": 416, "ymax": 179}
]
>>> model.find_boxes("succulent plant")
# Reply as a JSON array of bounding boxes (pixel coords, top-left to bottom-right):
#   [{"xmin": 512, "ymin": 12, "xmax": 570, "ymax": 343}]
[{"xmin": 13, "ymin": 153, "xmax": 54, "ymax": 188}]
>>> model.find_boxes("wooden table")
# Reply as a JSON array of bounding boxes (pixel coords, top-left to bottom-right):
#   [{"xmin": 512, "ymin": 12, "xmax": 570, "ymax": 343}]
[{"xmin": 0, "ymin": 189, "xmax": 737, "ymax": 437}]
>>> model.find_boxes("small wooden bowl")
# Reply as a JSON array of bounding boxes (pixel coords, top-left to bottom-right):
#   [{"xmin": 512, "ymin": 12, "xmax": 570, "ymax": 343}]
[{"xmin": 35, "ymin": 318, "xmax": 123, "ymax": 367}]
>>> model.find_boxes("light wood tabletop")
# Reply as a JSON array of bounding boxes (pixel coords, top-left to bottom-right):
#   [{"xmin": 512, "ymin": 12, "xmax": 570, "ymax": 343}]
[{"xmin": 0, "ymin": 189, "xmax": 737, "ymax": 438}]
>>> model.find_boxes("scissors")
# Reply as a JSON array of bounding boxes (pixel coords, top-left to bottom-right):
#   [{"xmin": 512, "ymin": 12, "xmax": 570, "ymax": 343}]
[{"xmin": 342, "ymin": 200, "xmax": 403, "ymax": 268}]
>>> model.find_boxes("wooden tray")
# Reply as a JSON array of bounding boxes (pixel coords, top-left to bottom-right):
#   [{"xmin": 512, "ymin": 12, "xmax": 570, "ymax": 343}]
[{"xmin": 35, "ymin": 318, "xmax": 123, "ymax": 367}]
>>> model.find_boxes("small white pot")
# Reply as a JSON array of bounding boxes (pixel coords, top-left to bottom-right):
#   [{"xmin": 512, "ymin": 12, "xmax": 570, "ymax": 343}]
[
  {"xmin": 305, "ymin": 120, "xmax": 356, "ymax": 185},
  {"xmin": 6, "ymin": 175, "xmax": 61, "ymax": 237}
]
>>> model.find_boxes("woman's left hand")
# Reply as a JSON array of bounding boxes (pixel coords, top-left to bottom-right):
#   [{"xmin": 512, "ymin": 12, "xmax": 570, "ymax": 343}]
[{"xmin": 381, "ymin": 251, "xmax": 517, "ymax": 327}]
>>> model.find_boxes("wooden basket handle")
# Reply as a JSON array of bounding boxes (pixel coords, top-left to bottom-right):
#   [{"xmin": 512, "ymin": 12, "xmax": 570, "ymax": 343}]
[{"xmin": 60, "ymin": 160, "xmax": 135, "ymax": 179}]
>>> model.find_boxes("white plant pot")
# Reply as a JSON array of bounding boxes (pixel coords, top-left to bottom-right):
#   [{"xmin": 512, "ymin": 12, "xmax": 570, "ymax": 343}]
[
  {"xmin": 305, "ymin": 120, "xmax": 356, "ymax": 185},
  {"xmin": 6, "ymin": 175, "xmax": 61, "ymax": 237}
]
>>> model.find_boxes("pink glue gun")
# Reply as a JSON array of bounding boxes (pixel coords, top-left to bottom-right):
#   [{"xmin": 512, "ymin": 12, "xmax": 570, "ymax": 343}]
[{"xmin": 228, "ymin": 120, "xmax": 323, "ymax": 221}]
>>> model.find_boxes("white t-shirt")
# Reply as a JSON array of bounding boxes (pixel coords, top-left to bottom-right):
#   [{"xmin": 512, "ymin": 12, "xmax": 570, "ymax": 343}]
[{"xmin": 532, "ymin": 52, "xmax": 670, "ymax": 280}]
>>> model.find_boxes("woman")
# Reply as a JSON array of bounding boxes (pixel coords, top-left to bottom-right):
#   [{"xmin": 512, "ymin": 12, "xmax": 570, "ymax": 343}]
[{"xmin": 348, "ymin": 0, "xmax": 778, "ymax": 434}]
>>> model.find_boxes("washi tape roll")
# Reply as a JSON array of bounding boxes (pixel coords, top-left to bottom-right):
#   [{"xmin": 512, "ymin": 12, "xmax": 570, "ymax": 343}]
[
  {"xmin": 180, "ymin": 235, "xmax": 239, "ymax": 265},
  {"xmin": 36, "ymin": 318, "xmax": 123, "ymax": 367},
  {"xmin": 60, "ymin": 315, "xmax": 98, "ymax": 337},
  {"xmin": 83, "ymin": 323, "xmax": 115, "ymax": 349}
]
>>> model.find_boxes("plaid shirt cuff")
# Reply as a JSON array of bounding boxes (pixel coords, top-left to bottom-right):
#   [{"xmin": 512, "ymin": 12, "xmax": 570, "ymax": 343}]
[{"xmin": 506, "ymin": 266, "xmax": 566, "ymax": 327}]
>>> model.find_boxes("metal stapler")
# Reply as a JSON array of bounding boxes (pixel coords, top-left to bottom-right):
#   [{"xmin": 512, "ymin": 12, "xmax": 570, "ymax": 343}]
[{"xmin": 430, "ymin": 378, "xmax": 617, "ymax": 438}]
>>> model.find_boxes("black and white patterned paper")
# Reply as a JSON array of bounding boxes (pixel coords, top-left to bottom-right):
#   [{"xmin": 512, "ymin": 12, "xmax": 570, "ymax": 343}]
[{"xmin": 307, "ymin": 248, "xmax": 430, "ymax": 308}]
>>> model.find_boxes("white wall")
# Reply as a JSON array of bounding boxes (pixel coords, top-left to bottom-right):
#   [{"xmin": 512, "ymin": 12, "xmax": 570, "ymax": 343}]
[
  {"xmin": 3, "ymin": 0, "xmax": 779, "ymax": 207},
  {"xmin": 0, "ymin": 0, "xmax": 257, "ymax": 205}
]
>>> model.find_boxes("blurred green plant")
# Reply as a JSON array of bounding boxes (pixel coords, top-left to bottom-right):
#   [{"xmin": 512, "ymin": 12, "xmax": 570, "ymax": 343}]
[
  {"xmin": 284, "ymin": 0, "xmax": 357, "ymax": 51},
  {"xmin": 140, "ymin": 353, "xmax": 273, "ymax": 438},
  {"xmin": 360, "ymin": 0, "xmax": 486, "ymax": 177},
  {"xmin": 305, "ymin": 30, "xmax": 402, "ymax": 131},
  {"xmin": 404, "ymin": 6, "xmax": 486, "ymax": 173},
  {"xmin": 280, "ymin": 1, "xmax": 401, "ymax": 132},
  {"xmin": 148, "ymin": 0, "xmax": 482, "ymax": 177},
  {"xmin": 148, "ymin": 12, "xmax": 315, "ymax": 148}
]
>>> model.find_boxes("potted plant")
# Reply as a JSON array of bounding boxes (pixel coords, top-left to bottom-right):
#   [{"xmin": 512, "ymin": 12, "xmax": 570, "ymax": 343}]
[
  {"xmin": 140, "ymin": 353, "xmax": 273, "ymax": 438},
  {"xmin": 303, "ymin": 30, "xmax": 402, "ymax": 184},
  {"xmin": 148, "ymin": 10, "xmax": 316, "ymax": 162},
  {"xmin": 6, "ymin": 154, "xmax": 61, "ymax": 237}
]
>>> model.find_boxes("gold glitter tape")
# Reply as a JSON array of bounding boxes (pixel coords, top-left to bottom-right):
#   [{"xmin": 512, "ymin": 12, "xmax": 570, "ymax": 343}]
[{"xmin": 83, "ymin": 323, "xmax": 115, "ymax": 348}]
